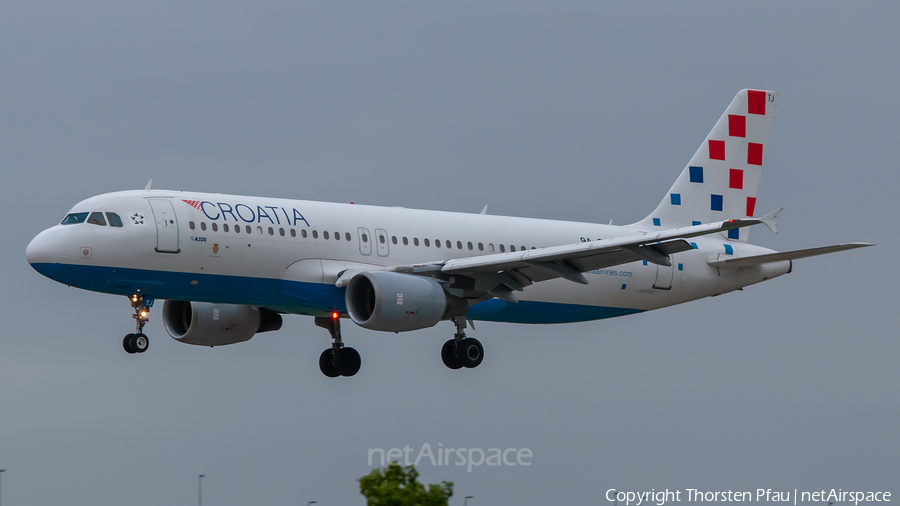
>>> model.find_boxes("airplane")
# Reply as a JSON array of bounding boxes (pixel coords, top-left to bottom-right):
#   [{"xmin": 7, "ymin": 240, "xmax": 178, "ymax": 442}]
[{"xmin": 26, "ymin": 89, "xmax": 872, "ymax": 378}]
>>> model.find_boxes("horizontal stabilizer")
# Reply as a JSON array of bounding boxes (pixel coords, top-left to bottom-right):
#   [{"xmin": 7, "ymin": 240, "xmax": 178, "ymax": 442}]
[{"xmin": 707, "ymin": 242, "xmax": 874, "ymax": 269}]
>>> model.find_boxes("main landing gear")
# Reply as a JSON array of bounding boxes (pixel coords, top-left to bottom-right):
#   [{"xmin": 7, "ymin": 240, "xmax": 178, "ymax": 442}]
[
  {"xmin": 315, "ymin": 314, "xmax": 360, "ymax": 378},
  {"xmin": 123, "ymin": 294, "xmax": 154, "ymax": 354},
  {"xmin": 441, "ymin": 317, "xmax": 483, "ymax": 370}
]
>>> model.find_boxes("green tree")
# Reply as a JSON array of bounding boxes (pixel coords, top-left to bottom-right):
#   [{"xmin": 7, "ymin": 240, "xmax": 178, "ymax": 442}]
[{"xmin": 358, "ymin": 462, "xmax": 453, "ymax": 506}]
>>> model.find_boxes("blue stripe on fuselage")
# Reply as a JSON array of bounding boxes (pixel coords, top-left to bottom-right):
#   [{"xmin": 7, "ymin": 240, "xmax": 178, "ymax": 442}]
[{"xmin": 29, "ymin": 262, "xmax": 644, "ymax": 324}]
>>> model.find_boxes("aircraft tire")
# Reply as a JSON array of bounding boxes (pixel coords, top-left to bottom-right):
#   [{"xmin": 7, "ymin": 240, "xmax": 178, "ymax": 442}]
[
  {"xmin": 319, "ymin": 349, "xmax": 340, "ymax": 378},
  {"xmin": 335, "ymin": 347, "xmax": 361, "ymax": 377},
  {"xmin": 134, "ymin": 333, "xmax": 149, "ymax": 353},
  {"xmin": 459, "ymin": 338, "xmax": 484, "ymax": 368},
  {"xmin": 123, "ymin": 334, "xmax": 136, "ymax": 354},
  {"xmin": 441, "ymin": 339, "xmax": 463, "ymax": 370}
]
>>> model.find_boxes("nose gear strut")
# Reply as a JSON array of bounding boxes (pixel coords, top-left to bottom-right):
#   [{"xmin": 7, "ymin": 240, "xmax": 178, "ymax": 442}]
[{"xmin": 123, "ymin": 295, "xmax": 154, "ymax": 354}]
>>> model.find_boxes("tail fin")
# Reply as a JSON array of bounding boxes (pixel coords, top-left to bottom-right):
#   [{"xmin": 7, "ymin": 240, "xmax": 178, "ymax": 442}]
[{"xmin": 634, "ymin": 89, "xmax": 776, "ymax": 242}]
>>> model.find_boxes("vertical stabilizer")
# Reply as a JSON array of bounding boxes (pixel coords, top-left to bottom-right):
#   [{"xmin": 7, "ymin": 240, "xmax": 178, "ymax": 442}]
[{"xmin": 634, "ymin": 89, "xmax": 776, "ymax": 242}]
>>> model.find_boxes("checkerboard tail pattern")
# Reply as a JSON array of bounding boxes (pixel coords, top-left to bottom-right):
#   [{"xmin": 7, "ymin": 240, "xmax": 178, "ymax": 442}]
[{"xmin": 634, "ymin": 89, "xmax": 775, "ymax": 243}]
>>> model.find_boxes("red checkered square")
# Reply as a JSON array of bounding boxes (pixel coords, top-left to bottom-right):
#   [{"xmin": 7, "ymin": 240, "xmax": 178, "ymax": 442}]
[
  {"xmin": 708, "ymin": 140, "xmax": 725, "ymax": 160},
  {"xmin": 728, "ymin": 115, "xmax": 746, "ymax": 137},
  {"xmin": 748, "ymin": 143, "xmax": 763, "ymax": 165},
  {"xmin": 746, "ymin": 197, "xmax": 757, "ymax": 217},
  {"xmin": 729, "ymin": 169, "xmax": 744, "ymax": 189},
  {"xmin": 748, "ymin": 90, "xmax": 766, "ymax": 115}
]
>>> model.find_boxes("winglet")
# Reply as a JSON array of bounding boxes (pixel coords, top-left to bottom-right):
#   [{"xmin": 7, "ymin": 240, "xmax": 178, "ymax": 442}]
[
  {"xmin": 144, "ymin": 179, "xmax": 153, "ymax": 191},
  {"xmin": 480, "ymin": 205, "xmax": 488, "ymax": 215},
  {"xmin": 759, "ymin": 208, "xmax": 782, "ymax": 234}
]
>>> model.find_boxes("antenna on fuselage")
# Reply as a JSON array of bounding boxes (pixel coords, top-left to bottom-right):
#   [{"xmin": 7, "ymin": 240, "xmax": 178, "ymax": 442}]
[
  {"xmin": 144, "ymin": 179, "xmax": 153, "ymax": 191},
  {"xmin": 480, "ymin": 205, "xmax": 488, "ymax": 215}
]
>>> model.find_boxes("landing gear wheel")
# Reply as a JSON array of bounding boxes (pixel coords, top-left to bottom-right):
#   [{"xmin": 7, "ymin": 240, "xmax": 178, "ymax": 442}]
[
  {"xmin": 123, "ymin": 334, "xmax": 136, "ymax": 354},
  {"xmin": 459, "ymin": 338, "xmax": 484, "ymax": 368},
  {"xmin": 441, "ymin": 339, "xmax": 463, "ymax": 370},
  {"xmin": 133, "ymin": 333, "xmax": 149, "ymax": 353},
  {"xmin": 335, "ymin": 347, "xmax": 361, "ymax": 377},
  {"xmin": 319, "ymin": 349, "xmax": 340, "ymax": 378}
]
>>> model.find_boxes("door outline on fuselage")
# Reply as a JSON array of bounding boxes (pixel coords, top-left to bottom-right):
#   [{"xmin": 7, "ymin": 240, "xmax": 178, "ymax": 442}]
[
  {"xmin": 653, "ymin": 263, "xmax": 673, "ymax": 290},
  {"xmin": 148, "ymin": 199, "xmax": 180, "ymax": 254},
  {"xmin": 358, "ymin": 227, "xmax": 372, "ymax": 256},
  {"xmin": 375, "ymin": 228, "xmax": 389, "ymax": 257}
]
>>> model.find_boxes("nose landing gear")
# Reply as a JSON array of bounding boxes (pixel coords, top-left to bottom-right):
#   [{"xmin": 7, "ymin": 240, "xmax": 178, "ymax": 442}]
[
  {"xmin": 315, "ymin": 314, "xmax": 361, "ymax": 377},
  {"xmin": 442, "ymin": 317, "xmax": 483, "ymax": 370},
  {"xmin": 124, "ymin": 295, "xmax": 154, "ymax": 354}
]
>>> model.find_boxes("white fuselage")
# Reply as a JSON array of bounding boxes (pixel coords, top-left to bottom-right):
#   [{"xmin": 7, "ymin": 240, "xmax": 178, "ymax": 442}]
[{"xmin": 26, "ymin": 189, "xmax": 791, "ymax": 325}]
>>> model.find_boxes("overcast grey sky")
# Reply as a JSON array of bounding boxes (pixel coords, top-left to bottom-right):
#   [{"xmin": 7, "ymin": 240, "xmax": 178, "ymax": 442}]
[{"xmin": 1, "ymin": 2, "xmax": 898, "ymax": 505}]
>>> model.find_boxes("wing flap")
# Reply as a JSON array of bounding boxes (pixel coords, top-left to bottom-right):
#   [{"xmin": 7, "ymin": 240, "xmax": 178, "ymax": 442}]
[{"xmin": 442, "ymin": 216, "xmax": 770, "ymax": 275}]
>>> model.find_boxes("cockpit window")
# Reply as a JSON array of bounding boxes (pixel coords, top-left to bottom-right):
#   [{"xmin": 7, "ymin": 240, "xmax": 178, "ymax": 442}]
[
  {"xmin": 61, "ymin": 212, "xmax": 89, "ymax": 225},
  {"xmin": 87, "ymin": 212, "xmax": 107, "ymax": 226},
  {"xmin": 106, "ymin": 213, "xmax": 124, "ymax": 227}
]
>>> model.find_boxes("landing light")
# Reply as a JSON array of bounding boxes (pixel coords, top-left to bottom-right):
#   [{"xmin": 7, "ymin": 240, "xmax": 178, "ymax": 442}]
[
  {"xmin": 332, "ymin": 312, "xmax": 339, "ymax": 319},
  {"xmin": 141, "ymin": 311, "xmax": 148, "ymax": 317}
]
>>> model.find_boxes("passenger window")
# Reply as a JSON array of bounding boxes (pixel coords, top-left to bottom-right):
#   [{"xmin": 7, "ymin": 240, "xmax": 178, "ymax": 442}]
[
  {"xmin": 257, "ymin": 226, "xmax": 263, "ymax": 235},
  {"xmin": 234, "ymin": 225, "xmax": 240, "ymax": 233},
  {"xmin": 521, "ymin": 246, "xmax": 527, "ymax": 251},
  {"xmin": 87, "ymin": 212, "xmax": 107, "ymax": 226},
  {"xmin": 323, "ymin": 231, "xmax": 330, "ymax": 240},
  {"xmin": 290, "ymin": 229, "xmax": 296, "ymax": 237},
  {"xmin": 335, "ymin": 232, "xmax": 340, "ymax": 240},
  {"xmin": 212, "ymin": 223, "xmax": 218, "ymax": 232},
  {"xmin": 269, "ymin": 227, "xmax": 275, "ymax": 236},
  {"xmin": 456, "ymin": 241, "xmax": 462, "ymax": 250},
  {"xmin": 61, "ymin": 212, "xmax": 89, "ymax": 225},
  {"xmin": 280, "ymin": 228, "xmax": 285, "ymax": 236},
  {"xmin": 189, "ymin": 221, "xmax": 196, "ymax": 230},
  {"xmin": 223, "ymin": 224, "xmax": 230, "ymax": 232},
  {"xmin": 446, "ymin": 240, "xmax": 452, "ymax": 249},
  {"xmin": 467, "ymin": 241, "xmax": 473, "ymax": 250},
  {"xmin": 345, "ymin": 232, "xmax": 351, "ymax": 241},
  {"xmin": 510, "ymin": 245, "xmax": 515, "ymax": 252},
  {"xmin": 301, "ymin": 229, "xmax": 308, "ymax": 238},
  {"xmin": 413, "ymin": 238, "xmax": 419, "ymax": 246},
  {"xmin": 246, "ymin": 225, "xmax": 252, "ymax": 234},
  {"xmin": 313, "ymin": 230, "xmax": 319, "ymax": 239},
  {"xmin": 403, "ymin": 237, "xmax": 408, "ymax": 246},
  {"xmin": 423, "ymin": 238, "xmax": 429, "ymax": 247},
  {"xmin": 361, "ymin": 233, "xmax": 367, "ymax": 242},
  {"xmin": 478, "ymin": 242, "xmax": 483, "ymax": 251},
  {"xmin": 106, "ymin": 213, "xmax": 124, "ymax": 227},
  {"xmin": 392, "ymin": 236, "xmax": 398, "ymax": 245},
  {"xmin": 435, "ymin": 239, "xmax": 441, "ymax": 248},
  {"xmin": 379, "ymin": 235, "xmax": 386, "ymax": 244},
  {"xmin": 499, "ymin": 244, "xmax": 505, "ymax": 253},
  {"xmin": 488, "ymin": 243, "xmax": 494, "ymax": 252},
  {"xmin": 200, "ymin": 222, "xmax": 207, "ymax": 231}
]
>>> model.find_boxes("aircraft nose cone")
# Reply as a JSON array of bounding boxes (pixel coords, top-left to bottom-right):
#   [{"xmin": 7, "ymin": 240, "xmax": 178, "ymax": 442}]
[{"xmin": 26, "ymin": 229, "xmax": 64, "ymax": 268}]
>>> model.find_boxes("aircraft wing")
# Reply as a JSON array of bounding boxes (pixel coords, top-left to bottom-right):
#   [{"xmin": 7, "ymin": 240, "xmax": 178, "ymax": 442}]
[
  {"xmin": 336, "ymin": 210, "xmax": 783, "ymax": 302},
  {"xmin": 706, "ymin": 242, "xmax": 874, "ymax": 269}
]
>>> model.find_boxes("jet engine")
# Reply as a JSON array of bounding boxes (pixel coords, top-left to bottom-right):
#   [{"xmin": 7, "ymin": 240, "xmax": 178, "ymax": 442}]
[
  {"xmin": 345, "ymin": 271, "xmax": 467, "ymax": 332},
  {"xmin": 162, "ymin": 301, "xmax": 283, "ymax": 346}
]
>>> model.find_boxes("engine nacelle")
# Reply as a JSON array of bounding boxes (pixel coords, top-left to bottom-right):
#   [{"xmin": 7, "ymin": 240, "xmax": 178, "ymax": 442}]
[
  {"xmin": 162, "ymin": 301, "xmax": 283, "ymax": 346},
  {"xmin": 345, "ymin": 271, "xmax": 467, "ymax": 332}
]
